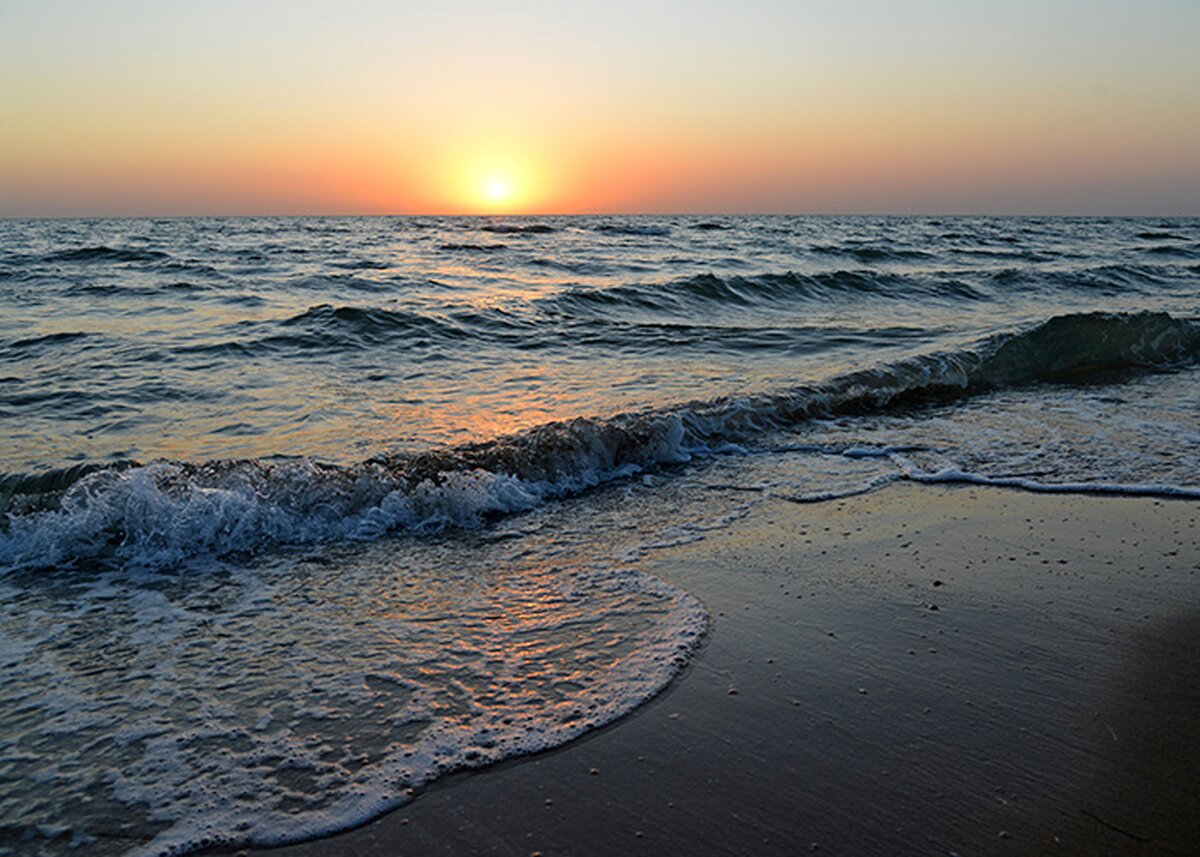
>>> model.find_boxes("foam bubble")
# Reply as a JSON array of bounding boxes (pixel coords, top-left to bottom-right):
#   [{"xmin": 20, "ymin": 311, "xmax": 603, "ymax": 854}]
[{"xmin": 0, "ymin": 536, "xmax": 706, "ymax": 855}]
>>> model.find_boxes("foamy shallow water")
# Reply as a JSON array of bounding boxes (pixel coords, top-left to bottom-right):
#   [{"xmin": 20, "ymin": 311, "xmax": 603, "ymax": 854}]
[
  {"xmin": 2, "ymin": 215, "xmax": 1199, "ymax": 853},
  {"xmin": 0, "ymin": 515, "xmax": 705, "ymax": 855}
]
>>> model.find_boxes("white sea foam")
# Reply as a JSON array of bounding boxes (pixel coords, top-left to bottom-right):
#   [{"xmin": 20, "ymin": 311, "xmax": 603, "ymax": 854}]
[
  {"xmin": 3, "ymin": 311, "xmax": 1198, "ymax": 574},
  {"xmin": 0, "ymin": 455, "xmax": 670, "ymax": 573},
  {"xmin": 5, "ymin": 215, "xmax": 1199, "ymax": 857},
  {"xmin": 0, "ymin": 535, "xmax": 706, "ymax": 855},
  {"xmin": 889, "ymin": 453, "xmax": 1200, "ymax": 498}
]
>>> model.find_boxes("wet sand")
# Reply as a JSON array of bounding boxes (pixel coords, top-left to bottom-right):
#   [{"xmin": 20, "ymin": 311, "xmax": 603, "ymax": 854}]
[{"xmin": 255, "ymin": 484, "xmax": 1200, "ymax": 856}]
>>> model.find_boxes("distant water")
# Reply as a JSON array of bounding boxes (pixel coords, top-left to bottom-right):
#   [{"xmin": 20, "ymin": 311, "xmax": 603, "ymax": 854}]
[{"xmin": 2, "ymin": 215, "xmax": 1199, "ymax": 854}]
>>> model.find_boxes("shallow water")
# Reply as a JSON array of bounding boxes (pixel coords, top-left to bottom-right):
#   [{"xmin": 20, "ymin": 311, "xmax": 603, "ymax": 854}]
[{"xmin": 1, "ymin": 215, "xmax": 1198, "ymax": 853}]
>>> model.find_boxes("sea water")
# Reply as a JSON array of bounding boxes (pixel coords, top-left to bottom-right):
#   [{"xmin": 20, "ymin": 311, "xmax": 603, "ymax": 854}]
[{"xmin": 1, "ymin": 215, "xmax": 1198, "ymax": 854}]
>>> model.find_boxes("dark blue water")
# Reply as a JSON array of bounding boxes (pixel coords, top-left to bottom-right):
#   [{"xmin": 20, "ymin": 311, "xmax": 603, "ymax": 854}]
[{"xmin": 2, "ymin": 215, "xmax": 1199, "ymax": 854}]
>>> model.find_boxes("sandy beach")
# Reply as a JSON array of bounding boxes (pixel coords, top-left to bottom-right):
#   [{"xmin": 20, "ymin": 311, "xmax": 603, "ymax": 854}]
[
  {"xmin": 6, "ymin": 2, "xmax": 1199, "ymax": 852},
  {"xmin": 247, "ymin": 483, "xmax": 1200, "ymax": 856}
]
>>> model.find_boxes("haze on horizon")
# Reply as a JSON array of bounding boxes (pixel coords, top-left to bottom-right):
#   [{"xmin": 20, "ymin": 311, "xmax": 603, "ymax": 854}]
[{"xmin": 2, "ymin": 0, "xmax": 1197, "ymax": 218}]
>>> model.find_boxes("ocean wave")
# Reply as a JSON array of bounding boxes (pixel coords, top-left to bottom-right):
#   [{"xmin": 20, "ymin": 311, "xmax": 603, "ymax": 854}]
[
  {"xmin": 330, "ymin": 257, "xmax": 392, "ymax": 269},
  {"xmin": 3, "ymin": 330, "xmax": 92, "ymax": 353},
  {"xmin": 1143, "ymin": 243, "xmax": 1200, "ymax": 258},
  {"xmin": 810, "ymin": 244, "xmax": 936, "ymax": 263},
  {"xmin": 273, "ymin": 303, "xmax": 457, "ymax": 348},
  {"xmin": 1, "ymin": 538, "xmax": 706, "ymax": 857},
  {"xmin": 43, "ymin": 246, "xmax": 170, "ymax": 264},
  {"xmin": 557, "ymin": 320, "xmax": 939, "ymax": 354},
  {"xmin": 439, "ymin": 242, "xmax": 509, "ymax": 252},
  {"xmin": 480, "ymin": 224, "xmax": 556, "ymax": 234},
  {"xmin": 0, "ymin": 462, "xmax": 132, "ymax": 515},
  {"xmin": 890, "ymin": 455, "xmax": 1200, "ymax": 499},
  {"xmin": 552, "ymin": 270, "xmax": 988, "ymax": 315},
  {"xmin": 776, "ymin": 446, "xmax": 1200, "ymax": 504},
  {"xmin": 3, "ymin": 311, "xmax": 1195, "ymax": 573},
  {"xmin": 595, "ymin": 223, "xmax": 672, "ymax": 236},
  {"xmin": 950, "ymin": 247, "xmax": 1063, "ymax": 262},
  {"xmin": 182, "ymin": 303, "xmax": 543, "ymax": 357},
  {"xmin": 54, "ymin": 278, "xmax": 218, "ymax": 300},
  {"xmin": 161, "ymin": 279, "xmax": 215, "ymax": 292},
  {"xmin": 990, "ymin": 263, "xmax": 1179, "ymax": 294},
  {"xmin": 1137, "ymin": 231, "xmax": 1191, "ymax": 241},
  {"xmin": 526, "ymin": 256, "xmax": 618, "ymax": 276}
]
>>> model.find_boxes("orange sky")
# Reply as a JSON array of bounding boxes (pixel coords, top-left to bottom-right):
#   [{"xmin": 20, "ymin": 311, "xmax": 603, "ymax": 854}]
[{"xmin": 2, "ymin": 1, "xmax": 1197, "ymax": 216}]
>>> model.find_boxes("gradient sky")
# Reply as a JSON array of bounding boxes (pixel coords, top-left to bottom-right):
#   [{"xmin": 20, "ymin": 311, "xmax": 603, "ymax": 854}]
[{"xmin": 2, "ymin": 0, "xmax": 1198, "ymax": 216}]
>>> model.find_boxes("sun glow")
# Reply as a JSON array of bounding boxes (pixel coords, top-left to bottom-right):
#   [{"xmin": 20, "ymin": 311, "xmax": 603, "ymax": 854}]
[
  {"xmin": 468, "ymin": 164, "xmax": 525, "ymax": 212},
  {"xmin": 426, "ymin": 139, "xmax": 554, "ymax": 213},
  {"xmin": 484, "ymin": 177, "xmax": 512, "ymax": 204}
]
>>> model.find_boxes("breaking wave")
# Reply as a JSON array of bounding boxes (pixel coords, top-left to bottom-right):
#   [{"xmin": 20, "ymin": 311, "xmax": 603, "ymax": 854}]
[{"xmin": 2, "ymin": 311, "xmax": 1196, "ymax": 573}]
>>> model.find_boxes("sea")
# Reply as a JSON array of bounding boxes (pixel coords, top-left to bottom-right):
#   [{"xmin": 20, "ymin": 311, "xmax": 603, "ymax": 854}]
[{"xmin": 2, "ymin": 215, "xmax": 1198, "ymax": 854}]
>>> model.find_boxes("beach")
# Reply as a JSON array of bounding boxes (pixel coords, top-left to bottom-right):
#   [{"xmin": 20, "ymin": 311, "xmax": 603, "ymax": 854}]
[
  {"xmin": 3, "ymin": 215, "xmax": 1198, "ymax": 855},
  {"xmin": 257, "ymin": 484, "xmax": 1200, "ymax": 856},
  {"xmin": 5, "ymin": 0, "xmax": 1200, "ymax": 850}
]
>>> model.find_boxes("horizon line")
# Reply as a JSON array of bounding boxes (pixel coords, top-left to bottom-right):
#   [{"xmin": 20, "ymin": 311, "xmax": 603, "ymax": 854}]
[{"xmin": 2, "ymin": 211, "xmax": 1197, "ymax": 221}]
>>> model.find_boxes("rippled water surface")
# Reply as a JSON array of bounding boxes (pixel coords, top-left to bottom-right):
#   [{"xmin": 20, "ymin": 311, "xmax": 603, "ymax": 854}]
[
  {"xmin": 3, "ymin": 215, "xmax": 1197, "ymax": 472},
  {"xmin": 1, "ymin": 215, "xmax": 1198, "ymax": 854}
]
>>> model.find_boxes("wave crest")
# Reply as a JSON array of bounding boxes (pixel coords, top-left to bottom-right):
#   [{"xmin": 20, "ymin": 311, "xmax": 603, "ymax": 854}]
[
  {"xmin": 44, "ymin": 246, "xmax": 170, "ymax": 263},
  {"xmin": 3, "ymin": 312, "xmax": 1195, "ymax": 572}
]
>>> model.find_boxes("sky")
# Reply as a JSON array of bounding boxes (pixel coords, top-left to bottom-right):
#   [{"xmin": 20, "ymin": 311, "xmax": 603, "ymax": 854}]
[{"xmin": 1, "ymin": 0, "xmax": 1198, "ymax": 216}]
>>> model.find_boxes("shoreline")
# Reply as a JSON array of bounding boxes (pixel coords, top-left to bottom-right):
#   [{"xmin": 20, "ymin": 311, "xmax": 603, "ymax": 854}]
[{"xmin": 250, "ymin": 483, "xmax": 1200, "ymax": 856}]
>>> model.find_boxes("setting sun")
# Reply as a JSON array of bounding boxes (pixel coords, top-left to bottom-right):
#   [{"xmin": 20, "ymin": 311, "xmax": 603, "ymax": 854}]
[
  {"xmin": 424, "ymin": 138, "xmax": 555, "ymax": 213},
  {"xmin": 480, "ymin": 174, "xmax": 513, "ymax": 206},
  {"xmin": 466, "ymin": 160, "xmax": 529, "ymax": 212},
  {"xmin": 3, "ymin": 3, "xmax": 1200, "ymax": 855},
  {"xmin": 485, "ymin": 178, "xmax": 510, "ymax": 202}
]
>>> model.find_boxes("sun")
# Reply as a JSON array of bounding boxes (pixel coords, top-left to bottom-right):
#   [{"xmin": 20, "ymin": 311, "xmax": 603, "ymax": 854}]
[
  {"xmin": 433, "ymin": 140, "xmax": 552, "ymax": 213},
  {"xmin": 476, "ymin": 170, "xmax": 521, "ymax": 211},
  {"xmin": 438, "ymin": 144, "xmax": 544, "ymax": 213},
  {"xmin": 484, "ymin": 177, "xmax": 511, "ymax": 203}
]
